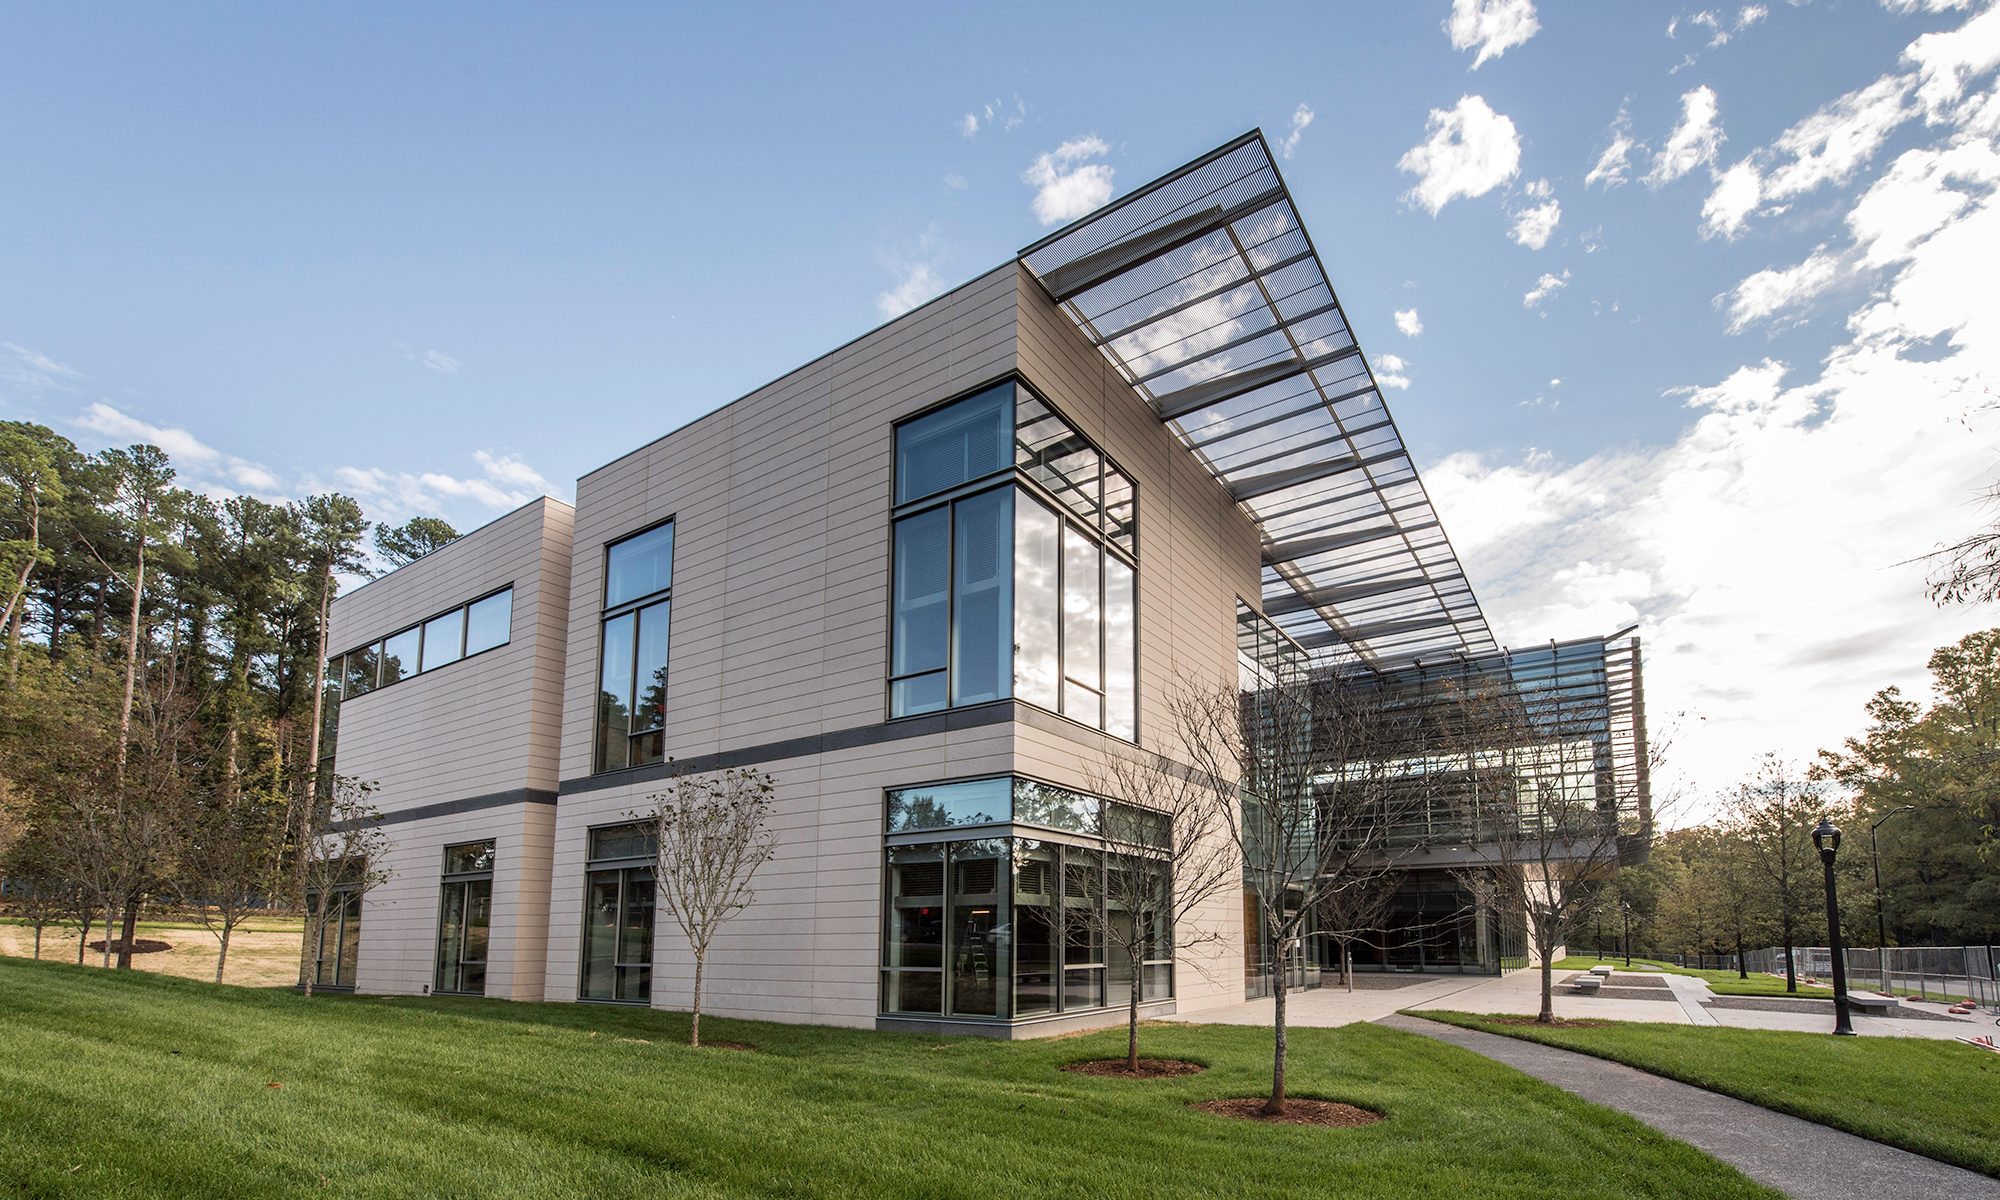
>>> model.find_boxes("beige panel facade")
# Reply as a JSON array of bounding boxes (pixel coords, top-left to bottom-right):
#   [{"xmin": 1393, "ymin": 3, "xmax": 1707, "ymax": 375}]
[{"xmin": 330, "ymin": 263, "xmax": 1263, "ymax": 1030}]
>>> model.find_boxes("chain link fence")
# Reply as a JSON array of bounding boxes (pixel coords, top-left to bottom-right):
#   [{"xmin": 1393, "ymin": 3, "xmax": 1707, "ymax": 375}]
[{"xmin": 1734, "ymin": 944, "xmax": 1999, "ymax": 1006}]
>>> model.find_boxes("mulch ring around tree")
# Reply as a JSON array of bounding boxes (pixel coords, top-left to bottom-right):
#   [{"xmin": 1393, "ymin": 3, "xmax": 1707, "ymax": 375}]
[
  {"xmin": 86, "ymin": 939, "xmax": 171, "ymax": 955},
  {"xmin": 1062, "ymin": 1058, "xmax": 1207, "ymax": 1079},
  {"xmin": 1191, "ymin": 1098, "xmax": 1382, "ymax": 1128}
]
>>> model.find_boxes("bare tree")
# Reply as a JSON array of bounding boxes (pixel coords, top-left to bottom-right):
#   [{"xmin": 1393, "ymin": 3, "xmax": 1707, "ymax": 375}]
[
  {"xmin": 289, "ymin": 773, "xmax": 387, "ymax": 997},
  {"xmin": 0, "ymin": 825, "xmax": 75, "ymax": 959},
  {"xmin": 641, "ymin": 765, "xmax": 779, "ymax": 1048},
  {"xmin": 1453, "ymin": 669, "xmax": 1657, "ymax": 1024},
  {"xmin": 1083, "ymin": 750, "xmax": 1238, "ymax": 1071},
  {"xmin": 1315, "ymin": 871, "xmax": 1405, "ymax": 994},
  {"xmin": 1726, "ymin": 756, "xmax": 1824, "ymax": 993},
  {"xmin": 1170, "ymin": 667, "xmax": 1423, "ymax": 1116},
  {"xmin": 170, "ymin": 785, "xmax": 287, "ymax": 983}
]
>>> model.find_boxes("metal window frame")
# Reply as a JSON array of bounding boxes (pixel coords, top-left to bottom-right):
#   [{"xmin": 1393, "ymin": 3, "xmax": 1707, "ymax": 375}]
[{"xmin": 593, "ymin": 519, "xmax": 676, "ymax": 775}]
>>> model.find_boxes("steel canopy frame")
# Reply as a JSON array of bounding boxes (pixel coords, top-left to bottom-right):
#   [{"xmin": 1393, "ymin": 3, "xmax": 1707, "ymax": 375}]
[{"xmin": 1018, "ymin": 130, "xmax": 1497, "ymax": 675}]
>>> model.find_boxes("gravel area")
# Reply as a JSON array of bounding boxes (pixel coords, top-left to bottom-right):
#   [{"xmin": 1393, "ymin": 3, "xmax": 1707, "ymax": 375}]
[{"xmin": 1703, "ymin": 996, "xmax": 1967, "ymax": 1023}]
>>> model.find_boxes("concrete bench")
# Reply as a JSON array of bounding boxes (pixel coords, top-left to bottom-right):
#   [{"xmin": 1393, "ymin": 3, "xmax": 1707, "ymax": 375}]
[
  {"xmin": 1571, "ymin": 975, "xmax": 1603, "ymax": 994},
  {"xmin": 1850, "ymin": 993, "xmax": 1900, "ymax": 1014},
  {"xmin": 1589, "ymin": 965, "xmax": 1615, "ymax": 978}
]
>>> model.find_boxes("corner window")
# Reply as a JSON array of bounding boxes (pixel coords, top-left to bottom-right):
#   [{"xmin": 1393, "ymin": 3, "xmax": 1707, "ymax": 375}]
[
  {"xmin": 325, "ymin": 586, "xmax": 513, "ymax": 706},
  {"xmin": 580, "ymin": 823, "xmax": 657, "ymax": 1003},
  {"xmin": 596, "ymin": 522, "xmax": 674, "ymax": 773},
  {"xmin": 889, "ymin": 379, "xmax": 1137, "ymax": 738}
]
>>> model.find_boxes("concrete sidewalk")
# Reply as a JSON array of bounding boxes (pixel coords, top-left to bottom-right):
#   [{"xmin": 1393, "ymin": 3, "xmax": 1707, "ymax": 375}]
[{"xmin": 1380, "ymin": 1014, "xmax": 1999, "ymax": 1200}]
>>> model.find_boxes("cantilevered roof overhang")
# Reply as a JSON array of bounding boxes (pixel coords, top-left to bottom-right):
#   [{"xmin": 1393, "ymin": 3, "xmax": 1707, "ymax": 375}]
[{"xmin": 1018, "ymin": 130, "xmax": 1497, "ymax": 674}]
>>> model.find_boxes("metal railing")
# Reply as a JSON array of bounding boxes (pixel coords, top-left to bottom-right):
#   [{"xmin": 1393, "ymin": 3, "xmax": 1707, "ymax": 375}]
[{"xmin": 1739, "ymin": 944, "xmax": 1998, "ymax": 1006}]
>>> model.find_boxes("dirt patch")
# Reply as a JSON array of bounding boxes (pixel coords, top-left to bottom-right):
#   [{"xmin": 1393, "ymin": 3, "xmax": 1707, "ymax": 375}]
[
  {"xmin": 1062, "ymin": 1057, "xmax": 1207, "ymax": 1078},
  {"xmin": 1191, "ymin": 1098, "xmax": 1382, "ymax": 1127},
  {"xmin": 86, "ymin": 938, "xmax": 172, "ymax": 955}
]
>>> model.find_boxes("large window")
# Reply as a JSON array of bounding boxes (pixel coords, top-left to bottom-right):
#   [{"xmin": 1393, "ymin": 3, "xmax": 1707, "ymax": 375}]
[
  {"xmin": 596, "ymin": 522, "xmax": 673, "ymax": 773},
  {"xmin": 305, "ymin": 888, "xmax": 362, "ymax": 990},
  {"xmin": 326, "ymin": 586, "xmax": 514, "ymax": 702},
  {"xmin": 880, "ymin": 777, "xmax": 1173, "ymax": 1021},
  {"xmin": 889, "ymin": 380, "xmax": 1137, "ymax": 738},
  {"xmin": 580, "ymin": 823, "xmax": 657, "ymax": 1003},
  {"xmin": 435, "ymin": 841, "xmax": 495, "ymax": 996}
]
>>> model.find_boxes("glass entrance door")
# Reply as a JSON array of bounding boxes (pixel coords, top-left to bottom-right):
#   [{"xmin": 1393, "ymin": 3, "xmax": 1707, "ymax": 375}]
[{"xmin": 435, "ymin": 841, "xmax": 496, "ymax": 995}]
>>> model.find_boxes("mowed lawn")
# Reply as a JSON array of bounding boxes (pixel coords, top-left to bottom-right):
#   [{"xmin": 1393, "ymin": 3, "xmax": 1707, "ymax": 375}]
[
  {"xmin": 1552, "ymin": 955, "xmax": 1834, "ymax": 998},
  {"xmin": 1, "ymin": 914, "xmax": 307, "ymax": 987},
  {"xmin": 1419, "ymin": 1012, "xmax": 2000, "ymax": 1178},
  {"xmin": 0, "ymin": 959, "xmax": 1777, "ymax": 1200}
]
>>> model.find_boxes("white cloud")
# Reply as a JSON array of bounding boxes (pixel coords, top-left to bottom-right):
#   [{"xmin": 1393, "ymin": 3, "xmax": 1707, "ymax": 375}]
[
  {"xmin": 332, "ymin": 448, "xmax": 552, "ymax": 520},
  {"xmin": 1523, "ymin": 269, "xmax": 1571, "ymax": 307},
  {"xmin": 0, "ymin": 342, "xmax": 84, "ymax": 394},
  {"xmin": 1398, "ymin": 95, "xmax": 1522, "ymax": 214},
  {"xmin": 1023, "ymin": 136, "xmax": 1115, "ymax": 226},
  {"xmin": 422, "ymin": 349, "xmax": 461, "ymax": 375},
  {"xmin": 70, "ymin": 401, "xmax": 288, "ymax": 501},
  {"xmin": 1278, "ymin": 104, "xmax": 1315, "ymax": 159},
  {"xmin": 1508, "ymin": 180, "xmax": 1562, "ymax": 248},
  {"xmin": 943, "ymin": 172, "xmax": 969, "ymax": 191},
  {"xmin": 1395, "ymin": 308, "xmax": 1424, "ymax": 337},
  {"xmin": 1376, "ymin": 353, "xmax": 1412, "ymax": 389},
  {"xmin": 1701, "ymin": 73, "xmax": 1918, "ymax": 238},
  {"xmin": 1646, "ymin": 85, "xmax": 1725, "ymax": 187},
  {"xmin": 959, "ymin": 112, "xmax": 980, "ymax": 138},
  {"xmin": 1701, "ymin": 160, "xmax": 1765, "ymax": 239},
  {"xmin": 473, "ymin": 450, "xmax": 549, "ymax": 491},
  {"xmin": 1905, "ymin": 1, "xmax": 2000, "ymax": 119},
  {"xmin": 962, "ymin": 96, "xmax": 1028, "ymax": 139},
  {"xmin": 1446, "ymin": 0, "xmax": 1541, "ymax": 69},
  {"xmin": 1587, "ymin": 107, "xmax": 1639, "ymax": 188},
  {"xmin": 876, "ymin": 226, "xmax": 949, "ymax": 319},
  {"xmin": 1427, "ymin": 37, "xmax": 2000, "ymax": 805},
  {"xmin": 1718, "ymin": 247, "xmax": 1845, "ymax": 332}
]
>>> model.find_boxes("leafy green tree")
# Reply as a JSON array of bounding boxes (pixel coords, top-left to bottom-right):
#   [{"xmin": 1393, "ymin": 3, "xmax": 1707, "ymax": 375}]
[
  {"xmin": 374, "ymin": 516, "xmax": 458, "ymax": 569},
  {"xmin": 1727, "ymin": 757, "xmax": 1826, "ymax": 992},
  {"xmin": 296, "ymin": 495, "xmax": 369, "ymax": 778}
]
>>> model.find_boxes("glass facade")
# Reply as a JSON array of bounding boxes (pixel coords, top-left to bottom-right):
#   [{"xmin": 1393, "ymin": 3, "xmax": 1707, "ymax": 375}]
[
  {"xmin": 889, "ymin": 380, "xmax": 1138, "ymax": 738},
  {"xmin": 435, "ymin": 840, "xmax": 495, "ymax": 995},
  {"xmin": 596, "ymin": 523, "xmax": 673, "ymax": 772},
  {"xmin": 306, "ymin": 889, "xmax": 362, "ymax": 989},
  {"xmin": 880, "ymin": 776, "xmax": 1172, "ymax": 1023},
  {"xmin": 580, "ymin": 822, "xmax": 656, "ymax": 1003}
]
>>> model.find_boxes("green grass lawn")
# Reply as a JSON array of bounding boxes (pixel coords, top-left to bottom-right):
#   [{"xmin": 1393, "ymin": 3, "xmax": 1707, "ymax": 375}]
[
  {"xmin": 1554, "ymin": 954, "xmax": 1834, "ymax": 998},
  {"xmin": 1419, "ymin": 1011, "xmax": 2000, "ymax": 1178},
  {"xmin": 0, "ymin": 957, "xmax": 1780, "ymax": 1199}
]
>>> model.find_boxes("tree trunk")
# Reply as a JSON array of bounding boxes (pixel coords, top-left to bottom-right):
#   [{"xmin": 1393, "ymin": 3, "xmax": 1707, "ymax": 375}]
[
  {"xmin": 75, "ymin": 915, "xmax": 90, "ymax": 964},
  {"xmin": 690, "ymin": 950, "xmax": 705, "ymax": 1048},
  {"xmin": 1266, "ymin": 934, "xmax": 1289, "ymax": 1117},
  {"xmin": 1343, "ymin": 942, "xmax": 1354, "ymax": 994},
  {"xmin": 304, "ymin": 565, "xmax": 333, "ymax": 777},
  {"xmin": 216, "ymin": 924, "xmax": 232, "ymax": 984},
  {"xmin": 1782, "ymin": 915, "xmax": 1797, "ymax": 993},
  {"xmin": 116, "ymin": 540, "xmax": 144, "ymax": 778},
  {"xmin": 100, "ymin": 903, "xmax": 115, "ymax": 967},
  {"xmin": 1126, "ymin": 943, "xmax": 1143, "ymax": 1071},
  {"xmin": 300, "ymin": 914, "xmax": 319, "ymax": 998},
  {"xmin": 1735, "ymin": 927, "xmax": 1747, "ymax": 979},
  {"xmin": 1538, "ymin": 947, "xmax": 1555, "ymax": 1023},
  {"xmin": 32, "ymin": 922, "xmax": 43, "ymax": 960},
  {"xmin": 116, "ymin": 895, "xmax": 139, "ymax": 970}
]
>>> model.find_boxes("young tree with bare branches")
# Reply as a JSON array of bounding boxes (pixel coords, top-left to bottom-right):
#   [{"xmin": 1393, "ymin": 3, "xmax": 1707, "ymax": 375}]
[
  {"xmin": 170, "ymin": 784, "xmax": 287, "ymax": 982},
  {"xmin": 1083, "ymin": 750, "xmax": 1238, "ymax": 1071},
  {"xmin": 641, "ymin": 764, "xmax": 779, "ymax": 1047},
  {"xmin": 1727, "ymin": 756, "xmax": 1825, "ymax": 993},
  {"xmin": 290, "ymin": 773, "xmax": 387, "ymax": 997},
  {"xmin": 1170, "ymin": 668, "xmax": 1424, "ymax": 1117}
]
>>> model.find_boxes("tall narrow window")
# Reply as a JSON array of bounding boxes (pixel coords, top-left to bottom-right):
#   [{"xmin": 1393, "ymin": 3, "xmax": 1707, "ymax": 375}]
[
  {"xmin": 1013, "ymin": 497, "xmax": 1061, "ymax": 709},
  {"xmin": 890, "ymin": 509, "xmax": 950, "ymax": 715},
  {"xmin": 1062, "ymin": 525, "xmax": 1102, "ymax": 727},
  {"xmin": 435, "ymin": 841, "xmax": 494, "ymax": 995},
  {"xmin": 951, "ymin": 489, "xmax": 1012, "ymax": 706},
  {"xmin": 581, "ymin": 823, "xmax": 656, "ymax": 1003},
  {"xmin": 596, "ymin": 522, "xmax": 674, "ymax": 773}
]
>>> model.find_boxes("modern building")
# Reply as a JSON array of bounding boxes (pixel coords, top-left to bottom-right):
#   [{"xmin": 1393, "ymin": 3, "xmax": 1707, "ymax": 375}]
[{"xmin": 315, "ymin": 131, "xmax": 1650, "ymax": 1034}]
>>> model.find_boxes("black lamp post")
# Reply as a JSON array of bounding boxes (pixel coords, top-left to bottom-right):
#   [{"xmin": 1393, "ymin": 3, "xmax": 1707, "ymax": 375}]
[
  {"xmin": 1870, "ymin": 805, "xmax": 1915, "ymax": 992},
  {"xmin": 1620, "ymin": 901, "xmax": 1631, "ymax": 968},
  {"xmin": 1812, "ymin": 816, "xmax": 1856, "ymax": 1036}
]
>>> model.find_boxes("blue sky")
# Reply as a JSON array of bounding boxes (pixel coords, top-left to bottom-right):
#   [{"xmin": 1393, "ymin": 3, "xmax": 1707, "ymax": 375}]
[{"xmin": 4, "ymin": 1, "xmax": 1998, "ymax": 808}]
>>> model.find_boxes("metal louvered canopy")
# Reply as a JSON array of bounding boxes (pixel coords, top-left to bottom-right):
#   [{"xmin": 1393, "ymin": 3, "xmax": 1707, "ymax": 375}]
[{"xmin": 1018, "ymin": 130, "xmax": 1497, "ymax": 674}]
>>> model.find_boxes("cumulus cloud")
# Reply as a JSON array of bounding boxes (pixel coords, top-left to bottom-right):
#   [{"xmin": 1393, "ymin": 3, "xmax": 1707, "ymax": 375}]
[
  {"xmin": 1645, "ymin": 85, "xmax": 1726, "ymax": 187},
  {"xmin": 1398, "ymin": 95, "xmax": 1522, "ymax": 214},
  {"xmin": 1904, "ymin": 1, "xmax": 2000, "ymax": 119},
  {"xmin": 1701, "ymin": 73, "xmax": 1918, "ymax": 238},
  {"xmin": 1446, "ymin": 0, "xmax": 1541, "ymax": 69},
  {"xmin": 1024, "ymin": 136, "xmax": 1115, "ymax": 226},
  {"xmin": 1508, "ymin": 179, "xmax": 1562, "ymax": 248},
  {"xmin": 876, "ymin": 226, "xmax": 950, "ymax": 319},
  {"xmin": 1426, "ymin": 17, "xmax": 2000, "ymax": 803},
  {"xmin": 1278, "ymin": 104, "xmax": 1315, "ymax": 159},
  {"xmin": 1375, "ymin": 353, "xmax": 1412, "ymax": 389},
  {"xmin": 1523, "ymin": 269, "xmax": 1571, "ymax": 307},
  {"xmin": 331, "ymin": 448, "xmax": 553, "ymax": 520},
  {"xmin": 71, "ymin": 401, "xmax": 287, "ymax": 501},
  {"xmin": 1395, "ymin": 308, "xmax": 1424, "ymax": 337}
]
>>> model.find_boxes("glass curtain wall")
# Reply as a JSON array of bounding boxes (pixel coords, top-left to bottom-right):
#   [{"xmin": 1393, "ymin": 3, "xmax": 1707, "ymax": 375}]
[
  {"xmin": 435, "ymin": 840, "xmax": 495, "ymax": 995},
  {"xmin": 881, "ymin": 777, "xmax": 1172, "ymax": 1023},
  {"xmin": 580, "ymin": 823, "xmax": 657, "ymax": 1002},
  {"xmin": 890, "ymin": 380, "xmax": 1138, "ymax": 739},
  {"xmin": 306, "ymin": 889, "xmax": 362, "ymax": 989}
]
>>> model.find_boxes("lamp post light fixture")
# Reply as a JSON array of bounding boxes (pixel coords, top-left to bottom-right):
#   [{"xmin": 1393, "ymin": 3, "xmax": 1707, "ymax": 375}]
[
  {"xmin": 1812, "ymin": 816, "xmax": 1856, "ymax": 1036},
  {"xmin": 1869, "ymin": 805, "xmax": 1916, "ymax": 991},
  {"xmin": 1620, "ymin": 901, "xmax": 1632, "ymax": 968}
]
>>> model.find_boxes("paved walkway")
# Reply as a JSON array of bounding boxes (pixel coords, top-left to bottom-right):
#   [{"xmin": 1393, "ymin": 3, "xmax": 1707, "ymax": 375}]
[{"xmin": 1380, "ymin": 1014, "xmax": 2000, "ymax": 1200}]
